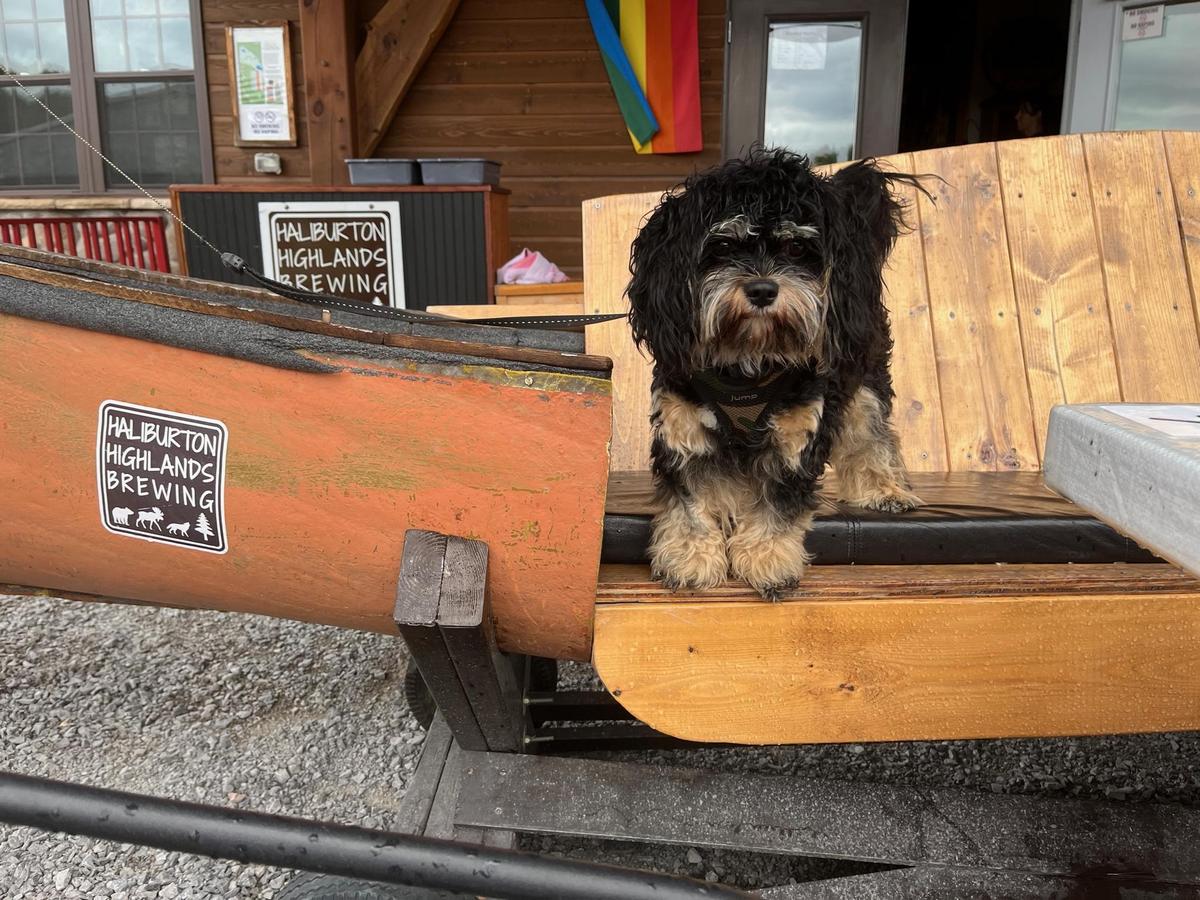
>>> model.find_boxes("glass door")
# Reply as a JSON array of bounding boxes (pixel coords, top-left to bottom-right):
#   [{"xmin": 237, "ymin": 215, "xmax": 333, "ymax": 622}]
[
  {"xmin": 1067, "ymin": 0, "xmax": 1200, "ymax": 132},
  {"xmin": 724, "ymin": 0, "xmax": 908, "ymax": 160}
]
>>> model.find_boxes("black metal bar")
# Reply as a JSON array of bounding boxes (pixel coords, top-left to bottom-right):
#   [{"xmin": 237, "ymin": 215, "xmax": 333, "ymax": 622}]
[
  {"xmin": 524, "ymin": 723, "xmax": 703, "ymax": 752},
  {"xmin": 455, "ymin": 752, "xmax": 1200, "ymax": 883},
  {"xmin": 0, "ymin": 771, "xmax": 753, "ymax": 900},
  {"xmin": 525, "ymin": 690, "xmax": 636, "ymax": 724}
]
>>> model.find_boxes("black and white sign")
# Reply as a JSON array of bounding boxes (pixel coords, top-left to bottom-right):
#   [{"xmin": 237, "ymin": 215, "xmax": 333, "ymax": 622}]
[
  {"xmin": 258, "ymin": 200, "xmax": 406, "ymax": 308},
  {"xmin": 1122, "ymin": 4, "xmax": 1163, "ymax": 40},
  {"xmin": 96, "ymin": 401, "xmax": 228, "ymax": 554}
]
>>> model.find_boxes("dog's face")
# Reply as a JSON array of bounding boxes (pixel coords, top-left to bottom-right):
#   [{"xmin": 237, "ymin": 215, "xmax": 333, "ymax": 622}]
[
  {"xmin": 696, "ymin": 212, "xmax": 827, "ymax": 373},
  {"xmin": 627, "ymin": 149, "xmax": 917, "ymax": 381}
]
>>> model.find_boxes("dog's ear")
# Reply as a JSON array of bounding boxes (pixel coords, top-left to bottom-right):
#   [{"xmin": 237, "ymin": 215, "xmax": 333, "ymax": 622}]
[
  {"xmin": 828, "ymin": 160, "xmax": 909, "ymax": 263},
  {"xmin": 626, "ymin": 191, "xmax": 704, "ymax": 380},
  {"xmin": 818, "ymin": 161, "xmax": 914, "ymax": 368}
]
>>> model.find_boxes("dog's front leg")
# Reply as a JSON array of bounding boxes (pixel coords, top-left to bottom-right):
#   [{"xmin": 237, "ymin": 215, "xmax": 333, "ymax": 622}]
[
  {"xmin": 770, "ymin": 398, "xmax": 825, "ymax": 468},
  {"xmin": 729, "ymin": 499, "xmax": 814, "ymax": 601},
  {"xmin": 648, "ymin": 389, "xmax": 727, "ymax": 590}
]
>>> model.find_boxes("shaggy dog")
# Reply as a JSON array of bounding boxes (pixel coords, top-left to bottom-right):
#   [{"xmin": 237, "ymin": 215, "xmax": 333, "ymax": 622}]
[{"xmin": 627, "ymin": 149, "xmax": 923, "ymax": 599}]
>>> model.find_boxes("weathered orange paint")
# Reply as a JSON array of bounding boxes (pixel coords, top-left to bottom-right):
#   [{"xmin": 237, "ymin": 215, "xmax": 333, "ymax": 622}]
[{"xmin": 0, "ymin": 313, "xmax": 612, "ymax": 660}]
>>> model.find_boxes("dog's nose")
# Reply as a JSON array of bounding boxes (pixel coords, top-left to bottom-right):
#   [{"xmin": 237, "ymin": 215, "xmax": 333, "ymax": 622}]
[{"xmin": 743, "ymin": 278, "xmax": 779, "ymax": 308}]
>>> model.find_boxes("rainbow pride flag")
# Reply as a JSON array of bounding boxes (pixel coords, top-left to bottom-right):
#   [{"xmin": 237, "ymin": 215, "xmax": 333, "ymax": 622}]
[{"xmin": 586, "ymin": 0, "xmax": 702, "ymax": 154}]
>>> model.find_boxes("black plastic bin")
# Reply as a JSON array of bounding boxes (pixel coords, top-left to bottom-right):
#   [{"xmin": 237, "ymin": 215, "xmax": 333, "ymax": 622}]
[{"xmin": 418, "ymin": 158, "xmax": 501, "ymax": 186}]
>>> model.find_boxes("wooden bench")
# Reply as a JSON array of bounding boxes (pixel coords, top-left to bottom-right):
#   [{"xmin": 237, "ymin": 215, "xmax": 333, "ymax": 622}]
[{"xmin": 583, "ymin": 130, "xmax": 1200, "ymax": 745}]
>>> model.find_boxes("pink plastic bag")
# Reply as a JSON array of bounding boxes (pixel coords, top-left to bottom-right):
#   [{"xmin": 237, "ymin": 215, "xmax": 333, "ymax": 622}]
[{"xmin": 496, "ymin": 248, "xmax": 569, "ymax": 285}]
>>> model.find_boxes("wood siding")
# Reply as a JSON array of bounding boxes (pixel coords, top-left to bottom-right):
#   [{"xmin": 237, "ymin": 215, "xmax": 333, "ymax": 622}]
[
  {"xmin": 201, "ymin": 1, "xmax": 311, "ymax": 183},
  {"xmin": 378, "ymin": 0, "xmax": 726, "ymax": 277}
]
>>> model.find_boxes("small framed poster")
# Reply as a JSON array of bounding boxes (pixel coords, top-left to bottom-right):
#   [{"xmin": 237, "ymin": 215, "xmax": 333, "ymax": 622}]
[
  {"xmin": 258, "ymin": 200, "xmax": 407, "ymax": 309},
  {"xmin": 226, "ymin": 22, "xmax": 297, "ymax": 147}
]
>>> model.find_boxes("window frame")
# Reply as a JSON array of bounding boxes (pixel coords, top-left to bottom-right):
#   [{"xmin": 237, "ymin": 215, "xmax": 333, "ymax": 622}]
[
  {"xmin": 722, "ymin": 0, "xmax": 909, "ymax": 160},
  {"xmin": 0, "ymin": 0, "xmax": 213, "ymax": 194}
]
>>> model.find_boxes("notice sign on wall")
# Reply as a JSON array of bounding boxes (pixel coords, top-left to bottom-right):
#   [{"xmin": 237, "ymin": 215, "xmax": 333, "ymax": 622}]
[
  {"xmin": 97, "ymin": 401, "xmax": 228, "ymax": 554},
  {"xmin": 226, "ymin": 23, "xmax": 296, "ymax": 145},
  {"xmin": 258, "ymin": 201, "xmax": 406, "ymax": 308}
]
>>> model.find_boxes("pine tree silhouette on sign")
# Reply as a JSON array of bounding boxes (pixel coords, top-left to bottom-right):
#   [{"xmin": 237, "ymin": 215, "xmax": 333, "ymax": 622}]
[{"xmin": 195, "ymin": 513, "xmax": 214, "ymax": 541}]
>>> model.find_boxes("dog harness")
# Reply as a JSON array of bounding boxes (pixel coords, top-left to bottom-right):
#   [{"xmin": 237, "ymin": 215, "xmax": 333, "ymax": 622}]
[{"xmin": 688, "ymin": 367, "xmax": 805, "ymax": 439}]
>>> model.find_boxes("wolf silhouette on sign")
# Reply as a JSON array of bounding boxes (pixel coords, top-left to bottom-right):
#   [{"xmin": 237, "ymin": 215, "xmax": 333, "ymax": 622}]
[{"xmin": 166, "ymin": 522, "xmax": 190, "ymax": 537}]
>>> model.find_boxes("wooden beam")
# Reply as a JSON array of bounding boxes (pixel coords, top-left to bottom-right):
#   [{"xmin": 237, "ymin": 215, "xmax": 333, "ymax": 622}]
[
  {"xmin": 299, "ymin": 0, "xmax": 357, "ymax": 184},
  {"xmin": 355, "ymin": 0, "xmax": 461, "ymax": 157},
  {"xmin": 593, "ymin": 564, "xmax": 1200, "ymax": 744}
]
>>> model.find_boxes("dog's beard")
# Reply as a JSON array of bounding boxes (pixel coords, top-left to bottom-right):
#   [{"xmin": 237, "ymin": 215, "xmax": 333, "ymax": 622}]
[{"xmin": 696, "ymin": 265, "xmax": 828, "ymax": 375}]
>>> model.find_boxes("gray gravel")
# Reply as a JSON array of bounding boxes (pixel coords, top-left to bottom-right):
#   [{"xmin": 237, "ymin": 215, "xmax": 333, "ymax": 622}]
[
  {"xmin": 0, "ymin": 595, "xmax": 422, "ymax": 899},
  {"xmin": 3, "ymin": 594, "xmax": 1200, "ymax": 897}
]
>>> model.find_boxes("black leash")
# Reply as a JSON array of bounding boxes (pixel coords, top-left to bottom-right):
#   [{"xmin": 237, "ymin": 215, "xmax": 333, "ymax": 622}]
[{"xmin": 222, "ymin": 254, "xmax": 626, "ymax": 332}]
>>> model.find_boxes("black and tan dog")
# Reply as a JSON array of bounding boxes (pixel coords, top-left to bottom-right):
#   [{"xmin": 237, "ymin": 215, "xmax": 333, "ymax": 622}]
[{"xmin": 627, "ymin": 149, "xmax": 923, "ymax": 599}]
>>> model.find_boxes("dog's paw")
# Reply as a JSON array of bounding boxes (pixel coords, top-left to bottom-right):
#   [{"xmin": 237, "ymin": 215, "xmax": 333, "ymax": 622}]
[
  {"xmin": 651, "ymin": 564, "xmax": 726, "ymax": 592},
  {"xmin": 756, "ymin": 578, "xmax": 800, "ymax": 602},
  {"xmin": 729, "ymin": 529, "xmax": 810, "ymax": 601},
  {"xmin": 861, "ymin": 487, "xmax": 923, "ymax": 514}
]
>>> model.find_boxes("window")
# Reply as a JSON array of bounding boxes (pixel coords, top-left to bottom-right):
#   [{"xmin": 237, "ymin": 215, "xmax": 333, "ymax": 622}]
[
  {"xmin": 0, "ymin": 0, "xmax": 210, "ymax": 192},
  {"xmin": 1111, "ymin": 1, "xmax": 1200, "ymax": 131},
  {"xmin": 724, "ymin": 0, "xmax": 908, "ymax": 160}
]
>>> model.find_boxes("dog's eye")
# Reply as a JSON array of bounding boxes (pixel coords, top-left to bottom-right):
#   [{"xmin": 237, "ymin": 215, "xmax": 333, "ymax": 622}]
[{"xmin": 781, "ymin": 239, "xmax": 806, "ymax": 257}]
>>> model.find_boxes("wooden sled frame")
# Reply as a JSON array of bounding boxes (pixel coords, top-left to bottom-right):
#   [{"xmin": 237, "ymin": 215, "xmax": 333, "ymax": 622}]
[
  {"xmin": 397, "ymin": 528, "xmax": 1200, "ymax": 897},
  {"xmin": 583, "ymin": 129, "xmax": 1200, "ymax": 745}
]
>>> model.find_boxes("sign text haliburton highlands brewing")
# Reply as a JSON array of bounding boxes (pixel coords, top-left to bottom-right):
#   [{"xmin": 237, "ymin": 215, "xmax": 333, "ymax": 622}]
[
  {"xmin": 96, "ymin": 401, "xmax": 228, "ymax": 553},
  {"xmin": 258, "ymin": 200, "xmax": 406, "ymax": 308}
]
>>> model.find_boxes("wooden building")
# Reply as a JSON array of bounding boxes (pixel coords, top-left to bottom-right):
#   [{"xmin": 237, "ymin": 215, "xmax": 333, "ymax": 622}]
[{"xmin": 1, "ymin": 0, "xmax": 1197, "ymax": 280}]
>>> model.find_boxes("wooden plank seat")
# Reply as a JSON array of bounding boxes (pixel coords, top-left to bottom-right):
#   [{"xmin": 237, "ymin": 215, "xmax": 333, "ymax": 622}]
[{"xmin": 583, "ymin": 130, "xmax": 1200, "ymax": 744}]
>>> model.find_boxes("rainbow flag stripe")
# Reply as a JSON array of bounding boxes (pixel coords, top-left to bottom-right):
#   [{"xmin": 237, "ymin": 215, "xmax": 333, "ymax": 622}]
[{"xmin": 588, "ymin": 0, "xmax": 702, "ymax": 154}]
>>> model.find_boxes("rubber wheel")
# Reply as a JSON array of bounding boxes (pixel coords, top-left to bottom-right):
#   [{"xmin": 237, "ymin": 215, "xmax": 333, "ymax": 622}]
[
  {"xmin": 403, "ymin": 665, "xmax": 436, "ymax": 730},
  {"xmin": 277, "ymin": 872, "xmax": 462, "ymax": 899}
]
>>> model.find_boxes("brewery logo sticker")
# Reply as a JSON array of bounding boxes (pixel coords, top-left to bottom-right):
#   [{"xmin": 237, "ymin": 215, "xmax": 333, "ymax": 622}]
[{"xmin": 96, "ymin": 401, "xmax": 228, "ymax": 553}]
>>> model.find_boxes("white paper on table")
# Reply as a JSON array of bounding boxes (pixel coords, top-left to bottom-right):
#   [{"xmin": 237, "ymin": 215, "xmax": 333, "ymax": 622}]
[{"xmin": 1102, "ymin": 404, "xmax": 1200, "ymax": 437}]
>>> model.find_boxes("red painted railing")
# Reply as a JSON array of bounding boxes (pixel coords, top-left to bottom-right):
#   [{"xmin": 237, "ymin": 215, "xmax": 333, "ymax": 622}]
[{"xmin": 0, "ymin": 215, "xmax": 171, "ymax": 273}]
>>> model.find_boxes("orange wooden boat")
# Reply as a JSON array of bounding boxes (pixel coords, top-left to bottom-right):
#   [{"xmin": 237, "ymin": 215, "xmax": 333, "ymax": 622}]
[{"xmin": 0, "ymin": 244, "xmax": 612, "ymax": 662}]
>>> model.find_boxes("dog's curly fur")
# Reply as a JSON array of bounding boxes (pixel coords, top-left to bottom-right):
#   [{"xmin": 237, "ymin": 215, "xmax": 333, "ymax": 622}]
[{"xmin": 627, "ymin": 149, "xmax": 924, "ymax": 599}]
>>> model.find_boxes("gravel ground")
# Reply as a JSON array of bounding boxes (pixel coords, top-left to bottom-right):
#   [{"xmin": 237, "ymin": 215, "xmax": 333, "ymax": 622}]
[{"xmin": 3, "ymin": 594, "xmax": 1200, "ymax": 898}]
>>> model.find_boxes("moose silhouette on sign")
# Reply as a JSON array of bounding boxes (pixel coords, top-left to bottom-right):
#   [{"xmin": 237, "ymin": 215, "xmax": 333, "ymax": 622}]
[{"xmin": 136, "ymin": 507, "xmax": 165, "ymax": 531}]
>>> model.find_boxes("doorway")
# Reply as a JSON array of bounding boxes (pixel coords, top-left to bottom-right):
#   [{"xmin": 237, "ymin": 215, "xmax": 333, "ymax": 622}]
[
  {"xmin": 723, "ymin": 0, "xmax": 1074, "ymax": 159},
  {"xmin": 897, "ymin": 0, "xmax": 1073, "ymax": 152}
]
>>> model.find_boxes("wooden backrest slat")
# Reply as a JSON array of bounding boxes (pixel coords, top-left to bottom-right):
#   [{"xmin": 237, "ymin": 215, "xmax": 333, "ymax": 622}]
[
  {"xmin": 879, "ymin": 151, "xmax": 948, "ymax": 472},
  {"xmin": 995, "ymin": 135, "xmax": 1122, "ymax": 456},
  {"xmin": 583, "ymin": 131, "xmax": 1200, "ymax": 474},
  {"xmin": 1083, "ymin": 132, "xmax": 1200, "ymax": 400},
  {"xmin": 913, "ymin": 142, "xmax": 1039, "ymax": 471},
  {"xmin": 583, "ymin": 191, "xmax": 660, "ymax": 472},
  {"xmin": 1163, "ymin": 132, "xmax": 1200, "ymax": 348}
]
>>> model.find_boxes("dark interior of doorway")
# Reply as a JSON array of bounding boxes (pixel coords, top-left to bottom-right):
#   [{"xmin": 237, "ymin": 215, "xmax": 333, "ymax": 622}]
[{"xmin": 898, "ymin": 0, "xmax": 1073, "ymax": 152}]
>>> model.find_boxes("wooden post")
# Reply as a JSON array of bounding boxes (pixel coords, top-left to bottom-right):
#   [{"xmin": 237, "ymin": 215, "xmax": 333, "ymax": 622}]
[
  {"xmin": 298, "ymin": 0, "xmax": 357, "ymax": 185},
  {"xmin": 395, "ymin": 530, "xmax": 524, "ymax": 753},
  {"xmin": 354, "ymin": 0, "xmax": 462, "ymax": 158}
]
